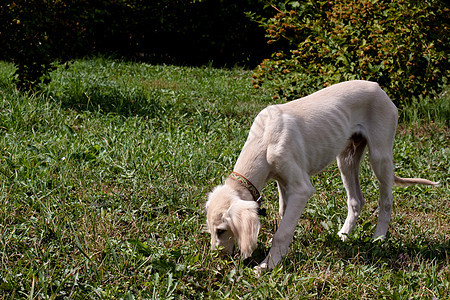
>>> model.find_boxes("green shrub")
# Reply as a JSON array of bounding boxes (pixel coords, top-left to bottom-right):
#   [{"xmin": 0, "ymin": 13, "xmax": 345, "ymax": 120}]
[{"xmin": 250, "ymin": 0, "xmax": 449, "ymax": 104}]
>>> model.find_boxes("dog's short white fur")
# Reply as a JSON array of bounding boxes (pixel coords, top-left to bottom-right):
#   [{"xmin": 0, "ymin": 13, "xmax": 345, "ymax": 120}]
[{"xmin": 206, "ymin": 80, "xmax": 439, "ymax": 273}]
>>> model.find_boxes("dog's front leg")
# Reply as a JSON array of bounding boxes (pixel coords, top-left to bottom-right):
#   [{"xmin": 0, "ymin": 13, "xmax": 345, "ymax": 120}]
[{"xmin": 256, "ymin": 182, "xmax": 315, "ymax": 274}]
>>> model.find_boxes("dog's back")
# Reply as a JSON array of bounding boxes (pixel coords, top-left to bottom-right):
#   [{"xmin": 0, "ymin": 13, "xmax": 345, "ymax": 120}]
[
  {"xmin": 254, "ymin": 80, "xmax": 397, "ymax": 175},
  {"xmin": 280, "ymin": 80, "xmax": 397, "ymax": 130}
]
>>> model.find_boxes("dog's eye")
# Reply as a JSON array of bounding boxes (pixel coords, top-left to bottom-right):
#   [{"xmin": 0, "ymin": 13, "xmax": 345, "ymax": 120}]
[{"xmin": 216, "ymin": 229, "xmax": 226, "ymax": 236}]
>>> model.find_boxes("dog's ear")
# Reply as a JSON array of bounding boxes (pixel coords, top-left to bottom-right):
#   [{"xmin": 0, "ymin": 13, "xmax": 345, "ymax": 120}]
[{"xmin": 225, "ymin": 200, "xmax": 261, "ymax": 259}]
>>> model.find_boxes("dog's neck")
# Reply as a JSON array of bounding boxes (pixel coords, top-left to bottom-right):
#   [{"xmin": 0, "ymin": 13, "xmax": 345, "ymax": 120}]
[
  {"xmin": 228, "ymin": 141, "xmax": 270, "ymax": 198},
  {"xmin": 225, "ymin": 177, "xmax": 256, "ymax": 201}
]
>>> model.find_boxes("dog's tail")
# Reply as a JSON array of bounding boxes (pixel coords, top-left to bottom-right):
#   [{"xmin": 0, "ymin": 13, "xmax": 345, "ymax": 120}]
[{"xmin": 393, "ymin": 175, "xmax": 440, "ymax": 187}]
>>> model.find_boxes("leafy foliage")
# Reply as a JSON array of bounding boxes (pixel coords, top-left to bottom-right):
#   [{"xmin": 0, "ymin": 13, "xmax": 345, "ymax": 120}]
[{"xmin": 251, "ymin": 0, "xmax": 449, "ymax": 104}]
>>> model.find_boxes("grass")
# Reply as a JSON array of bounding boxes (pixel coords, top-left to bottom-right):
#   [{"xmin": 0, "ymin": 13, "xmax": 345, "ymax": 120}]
[{"xmin": 0, "ymin": 58, "xmax": 448, "ymax": 299}]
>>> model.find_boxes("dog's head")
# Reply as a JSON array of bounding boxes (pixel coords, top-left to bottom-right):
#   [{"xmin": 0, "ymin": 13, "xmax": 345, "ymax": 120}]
[{"xmin": 205, "ymin": 185, "xmax": 260, "ymax": 259}]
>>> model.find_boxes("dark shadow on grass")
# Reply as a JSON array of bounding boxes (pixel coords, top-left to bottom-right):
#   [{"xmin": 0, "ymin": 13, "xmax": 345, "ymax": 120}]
[
  {"xmin": 243, "ymin": 247, "xmax": 269, "ymax": 268},
  {"xmin": 243, "ymin": 232, "xmax": 448, "ymax": 270},
  {"xmin": 331, "ymin": 235, "xmax": 449, "ymax": 268},
  {"xmin": 56, "ymin": 85, "xmax": 169, "ymax": 118}
]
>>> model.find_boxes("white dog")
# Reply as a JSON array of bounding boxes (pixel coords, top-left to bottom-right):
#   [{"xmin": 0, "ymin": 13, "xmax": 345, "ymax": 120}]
[{"xmin": 205, "ymin": 80, "xmax": 439, "ymax": 273}]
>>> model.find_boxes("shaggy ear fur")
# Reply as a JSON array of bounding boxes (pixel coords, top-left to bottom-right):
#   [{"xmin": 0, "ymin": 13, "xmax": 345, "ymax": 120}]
[
  {"xmin": 205, "ymin": 186, "xmax": 223, "ymax": 228},
  {"xmin": 225, "ymin": 200, "xmax": 261, "ymax": 259},
  {"xmin": 205, "ymin": 185, "xmax": 224, "ymax": 209}
]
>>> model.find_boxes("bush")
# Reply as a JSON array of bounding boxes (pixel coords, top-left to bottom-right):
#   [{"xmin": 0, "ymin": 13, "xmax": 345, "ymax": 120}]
[{"xmin": 250, "ymin": 0, "xmax": 449, "ymax": 104}]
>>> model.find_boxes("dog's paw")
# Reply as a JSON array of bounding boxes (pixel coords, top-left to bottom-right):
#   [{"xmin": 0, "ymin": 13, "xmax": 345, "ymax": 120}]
[
  {"xmin": 337, "ymin": 231, "xmax": 348, "ymax": 242},
  {"xmin": 253, "ymin": 263, "xmax": 268, "ymax": 277}
]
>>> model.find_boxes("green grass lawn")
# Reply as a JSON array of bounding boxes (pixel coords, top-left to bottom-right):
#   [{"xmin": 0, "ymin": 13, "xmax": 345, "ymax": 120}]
[{"xmin": 0, "ymin": 58, "xmax": 448, "ymax": 299}]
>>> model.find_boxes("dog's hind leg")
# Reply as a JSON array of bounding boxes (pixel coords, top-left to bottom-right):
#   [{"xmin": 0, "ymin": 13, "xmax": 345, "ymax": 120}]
[
  {"xmin": 369, "ymin": 148, "xmax": 395, "ymax": 240},
  {"xmin": 337, "ymin": 134, "xmax": 367, "ymax": 241}
]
